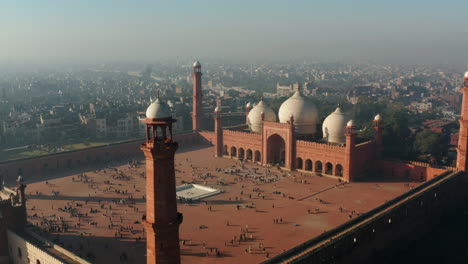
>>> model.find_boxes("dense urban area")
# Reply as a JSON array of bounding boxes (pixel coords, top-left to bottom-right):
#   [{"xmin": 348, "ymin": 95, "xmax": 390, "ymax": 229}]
[{"xmin": 0, "ymin": 61, "xmax": 464, "ymax": 166}]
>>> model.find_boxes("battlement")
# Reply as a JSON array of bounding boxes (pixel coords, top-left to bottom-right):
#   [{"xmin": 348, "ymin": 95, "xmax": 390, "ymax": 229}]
[
  {"xmin": 296, "ymin": 140, "xmax": 346, "ymax": 150},
  {"xmin": 223, "ymin": 130, "xmax": 262, "ymax": 139},
  {"xmin": 263, "ymin": 121, "xmax": 292, "ymax": 128}
]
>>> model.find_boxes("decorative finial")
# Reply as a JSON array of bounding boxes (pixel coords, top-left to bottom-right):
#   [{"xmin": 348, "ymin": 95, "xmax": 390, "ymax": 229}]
[{"xmin": 295, "ymin": 82, "xmax": 301, "ymax": 92}]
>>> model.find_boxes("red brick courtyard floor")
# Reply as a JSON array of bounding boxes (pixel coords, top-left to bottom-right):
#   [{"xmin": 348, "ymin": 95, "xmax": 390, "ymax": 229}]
[{"xmin": 23, "ymin": 145, "xmax": 420, "ymax": 264}]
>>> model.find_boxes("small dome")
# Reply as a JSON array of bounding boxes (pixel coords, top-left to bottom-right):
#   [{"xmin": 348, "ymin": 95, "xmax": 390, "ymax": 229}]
[
  {"xmin": 278, "ymin": 88, "xmax": 318, "ymax": 134},
  {"xmin": 247, "ymin": 100, "xmax": 276, "ymax": 133},
  {"xmin": 214, "ymin": 106, "xmax": 221, "ymax": 112},
  {"xmin": 246, "ymin": 102, "xmax": 252, "ymax": 109},
  {"xmin": 167, "ymin": 100, "xmax": 174, "ymax": 108},
  {"xmin": 146, "ymin": 97, "xmax": 172, "ymax": 119},
  {"xmin": 465, "ymin": 71, "xmax": 468, "ymax": 78},
  {"xmin": 374, "ymin": 114, "xmax": 381, "ymax": 121},
  {"xmin": 347, "ymin": 120, "xmax": 354, "ymax": 127},
  {"xmin": 193, "ymin": 61, "xmax": 201, "ymax": 68},
  {"xmin": 322, "ymin": 108, "xmax": 350, "ymax": 144}
]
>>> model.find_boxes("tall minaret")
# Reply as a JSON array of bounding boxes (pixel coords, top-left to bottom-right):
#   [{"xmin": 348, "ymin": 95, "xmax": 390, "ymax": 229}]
[
  {"xmin": 373, "ymin": 114, "xmax": 384, "ymax": 160},
  {"xmin": 192, "ymin": 61, "xmax": 202, "ymax": 131},
  {"xmin": 344, "ymin": 120, "xmax": 356, "ymax": 182},
  {"xmin": 456, "ymin": 71, "xmax": 468, "ymax": 172},
  {"xmin": 214, "ymin": 106, "xmax": 223, "ymax": 157},
  {"xmin": 141, "ymin": 97, "xmax": 182, "ymax": 264}
]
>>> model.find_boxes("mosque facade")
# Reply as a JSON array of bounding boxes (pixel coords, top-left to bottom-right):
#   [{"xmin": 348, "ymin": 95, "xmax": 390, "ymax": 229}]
[{"xmin": 192, "ymin": 61, "xmax": 383, "ymax": 182}]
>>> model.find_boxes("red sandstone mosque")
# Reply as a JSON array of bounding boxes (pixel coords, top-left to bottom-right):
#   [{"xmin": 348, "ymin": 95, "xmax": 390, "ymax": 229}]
[{"xmin": 205, "ymin": 61, "xmax": 382, "ymax": 183}]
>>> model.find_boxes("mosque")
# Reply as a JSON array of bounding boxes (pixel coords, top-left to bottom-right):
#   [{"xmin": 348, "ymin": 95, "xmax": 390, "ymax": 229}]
[{"xmin": 192, "ymin": 61, "xmax": 384, "ymax": 183}]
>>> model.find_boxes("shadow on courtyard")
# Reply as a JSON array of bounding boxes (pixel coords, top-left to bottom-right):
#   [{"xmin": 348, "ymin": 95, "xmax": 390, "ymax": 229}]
[
  {"xmin": 4, "ymin": 144, "xmax": 212, "ymax": 188},
  {"xmin": 26, "ymin": 230, "xmax": 147, "ymax": 264},
  {"xmin": 26, "ymin": 194, "xmax": 144, "ymax": 203}
]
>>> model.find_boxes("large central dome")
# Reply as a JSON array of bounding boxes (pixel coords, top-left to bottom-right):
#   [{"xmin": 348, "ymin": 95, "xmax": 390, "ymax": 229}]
[{"xmin": 278, "ymin": 87, "xmax": 318, "ymax": 135}]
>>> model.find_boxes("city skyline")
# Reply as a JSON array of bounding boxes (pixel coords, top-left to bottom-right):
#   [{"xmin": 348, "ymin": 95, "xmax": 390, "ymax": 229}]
[{"xmin": 1, "ymin": 0, "xmax": 468, "ymax": 64}]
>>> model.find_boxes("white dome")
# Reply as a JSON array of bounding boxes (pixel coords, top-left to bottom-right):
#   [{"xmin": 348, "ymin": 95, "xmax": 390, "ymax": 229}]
[
  {"xmin": 374, "ymin": 114, "xmax": 381, "ymax": 121},
  {"xmin": 465, "ymin": 71, "xmax": 468, "ymax": 78},
  {"xmin": 214, "ymin": 106, "xmax": 221, "ymax": 112},
  {"xmin": 247, "ymin": 100, "xmax": 276, "ymax": 133},
  {"xmin": 278, "ymin": 89, "xmax": 318, "ymax": 134},
  {"xmin": 246, "ymin": 102, "xmax": 252, "ymax": 109},
  {"xmin": 167, "ymin": 100, "xmax": 174, "ymax": 108},
  {"xmin": 347, "ymin": 120, "xmax": 354, "ymax": 127},
  {"xmin": 193, "ymin": 61, "xmax": 201, "ymax": 68},
  {"xmin": 146, "ymin": 98, "xmax": 172, "ymax": 119},
  {"xmin": 322, "ymin": 108, "xmax": 350, "ymax": 144}
]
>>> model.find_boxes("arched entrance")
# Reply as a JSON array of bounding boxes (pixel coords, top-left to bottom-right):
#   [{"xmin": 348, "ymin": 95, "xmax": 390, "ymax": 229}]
[
  {"xmin": 315, "ymin": 161, "xmax": 323, "ymax": 173},
  {"xmin": 305, "ymin": 159, "xmax": 313, "ymax": 171},
  {"xmin": 296, "ymin": 158, "xmax": 303, "ymax": 170},
  {"xmin": 254, "ymin": 151, "xmax": 261, "ymax": 162},
  {"xmin": 239, "ymin": 148, "xmax": 245, "ymax": 160},
  {"xmin": 230, "ymin": 147, "xmax": 237, "ymax": 157},
  {"xmin": 325, "ymin": 162, "xmax": 333, "ymax": 175},
  {"xmin": 335, "ymin": 164, "xmax": 343, "ymax": 177},
  {"xmin": 247, "ymin": 149, "xmax": 253, "ymax": 161},
  {"xmin": 266, "ymin": 134, "xmax": 286, "ymax": 165}
]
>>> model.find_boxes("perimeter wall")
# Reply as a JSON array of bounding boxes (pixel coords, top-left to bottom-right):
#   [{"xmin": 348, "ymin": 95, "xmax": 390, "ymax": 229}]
[
  {"xmin": 263, "ymin": 170, "xmax": 464, "ymax": 264},
  {"xmin": 0, "ymin": 131, "xmax": 210, "ymax": 185}
]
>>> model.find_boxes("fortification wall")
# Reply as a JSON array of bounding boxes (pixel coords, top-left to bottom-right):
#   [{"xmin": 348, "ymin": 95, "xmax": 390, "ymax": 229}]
[
  {"xmin": 377, "ymin": 160, "xmax": 449, "ymax": 181},
  {"xmin": 263, "ymin": 170, "xmax": 461, "ymax": 264},
  {"xmin": 223, "ymin": 130, "xmax": 262, "ymax": 157},
  {"xmin": 7, "ymin": 230, "xmax": 70, "ymax": 264},
  {"xmin": 198, "ymin": 131, "xmax": 215, "ymax": 144},
  {"xmin": 353, "ymin": 141, "xmax": 376, "ymax": 179},
  {"xmin": 0, "ymin": 132, "xmax": 202, "ymax": 185},
  {"xmin": 295, "ymin": 140, "xmax": 346, "ymax": 173}
]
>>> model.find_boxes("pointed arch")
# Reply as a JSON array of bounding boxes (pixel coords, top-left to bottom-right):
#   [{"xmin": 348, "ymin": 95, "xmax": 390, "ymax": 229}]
[
  {"xmin": 305, "ymin": 159, "xmax": 313, "ymax": 171},
  {"xmin": 230, "ymin": 146, "xmax": 237, "ymax": 157},
  {"xmin": 335, "ymin": 164, "xmax": 343, "ymax": 177},
  {"xmin": 325, "ymin": 162, "xmax": 333, "ymax": 175},
  {"xmin": 296, "ymin": 158, "xmax": 303, "ymax": 170},
  {"xmin": 247, "ymin": 149, "xmax": 253, "ymax": 161},
  {"xmin": 315, "ymin": 161, "xmax": 323, "ymax": 173}
]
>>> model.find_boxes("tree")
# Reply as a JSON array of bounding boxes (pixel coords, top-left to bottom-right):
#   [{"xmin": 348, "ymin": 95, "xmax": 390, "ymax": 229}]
[
  {"xmin": 415, "ymin": 130, "xmax": 444, "ymax": 157},
  {"xmin": 382, "ymin": 109, "xmax": 414, "ymax": 159}
]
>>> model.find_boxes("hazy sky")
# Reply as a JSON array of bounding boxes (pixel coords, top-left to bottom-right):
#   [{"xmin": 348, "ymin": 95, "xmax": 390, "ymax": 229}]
[{"xmin": 1, "ymin": 0, "xmax": 468, "ymax": 64}]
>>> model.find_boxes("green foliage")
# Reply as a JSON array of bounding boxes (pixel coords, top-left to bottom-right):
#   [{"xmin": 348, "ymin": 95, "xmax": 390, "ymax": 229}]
[
  {"xmin": 351, "ymin": 98, "xmax": 386, "ymax": 126},
  {"xmin": 415, "ymin": 130, "xmax": 445, "ymax": 157},
  {"xmin": 382, "ymin": 108, "xmax": 415, "ymax": 159}
]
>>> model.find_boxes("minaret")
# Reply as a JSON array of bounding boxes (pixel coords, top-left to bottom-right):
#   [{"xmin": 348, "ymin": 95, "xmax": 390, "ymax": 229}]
[
  {"xmin": 214, "ymin": 106, "xmax": 223, "ymax": 157},
  {"xmin": 373, "ymin": 114, "xmax": 384, "ymax": 160},
  {"xmin": 456, "ymin": 71, "xmax": 468, "ymax": 172},
  {"xmin": 192, "ymin": 61, "xmax": 202, "ymax": 131},
  {"xmin": 141, "ymin": 97, "xmax": 182, "ymax": 264},
  {"xmin": 344, "ymin": 120, "xmax": 356, "ymax": 182}
]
